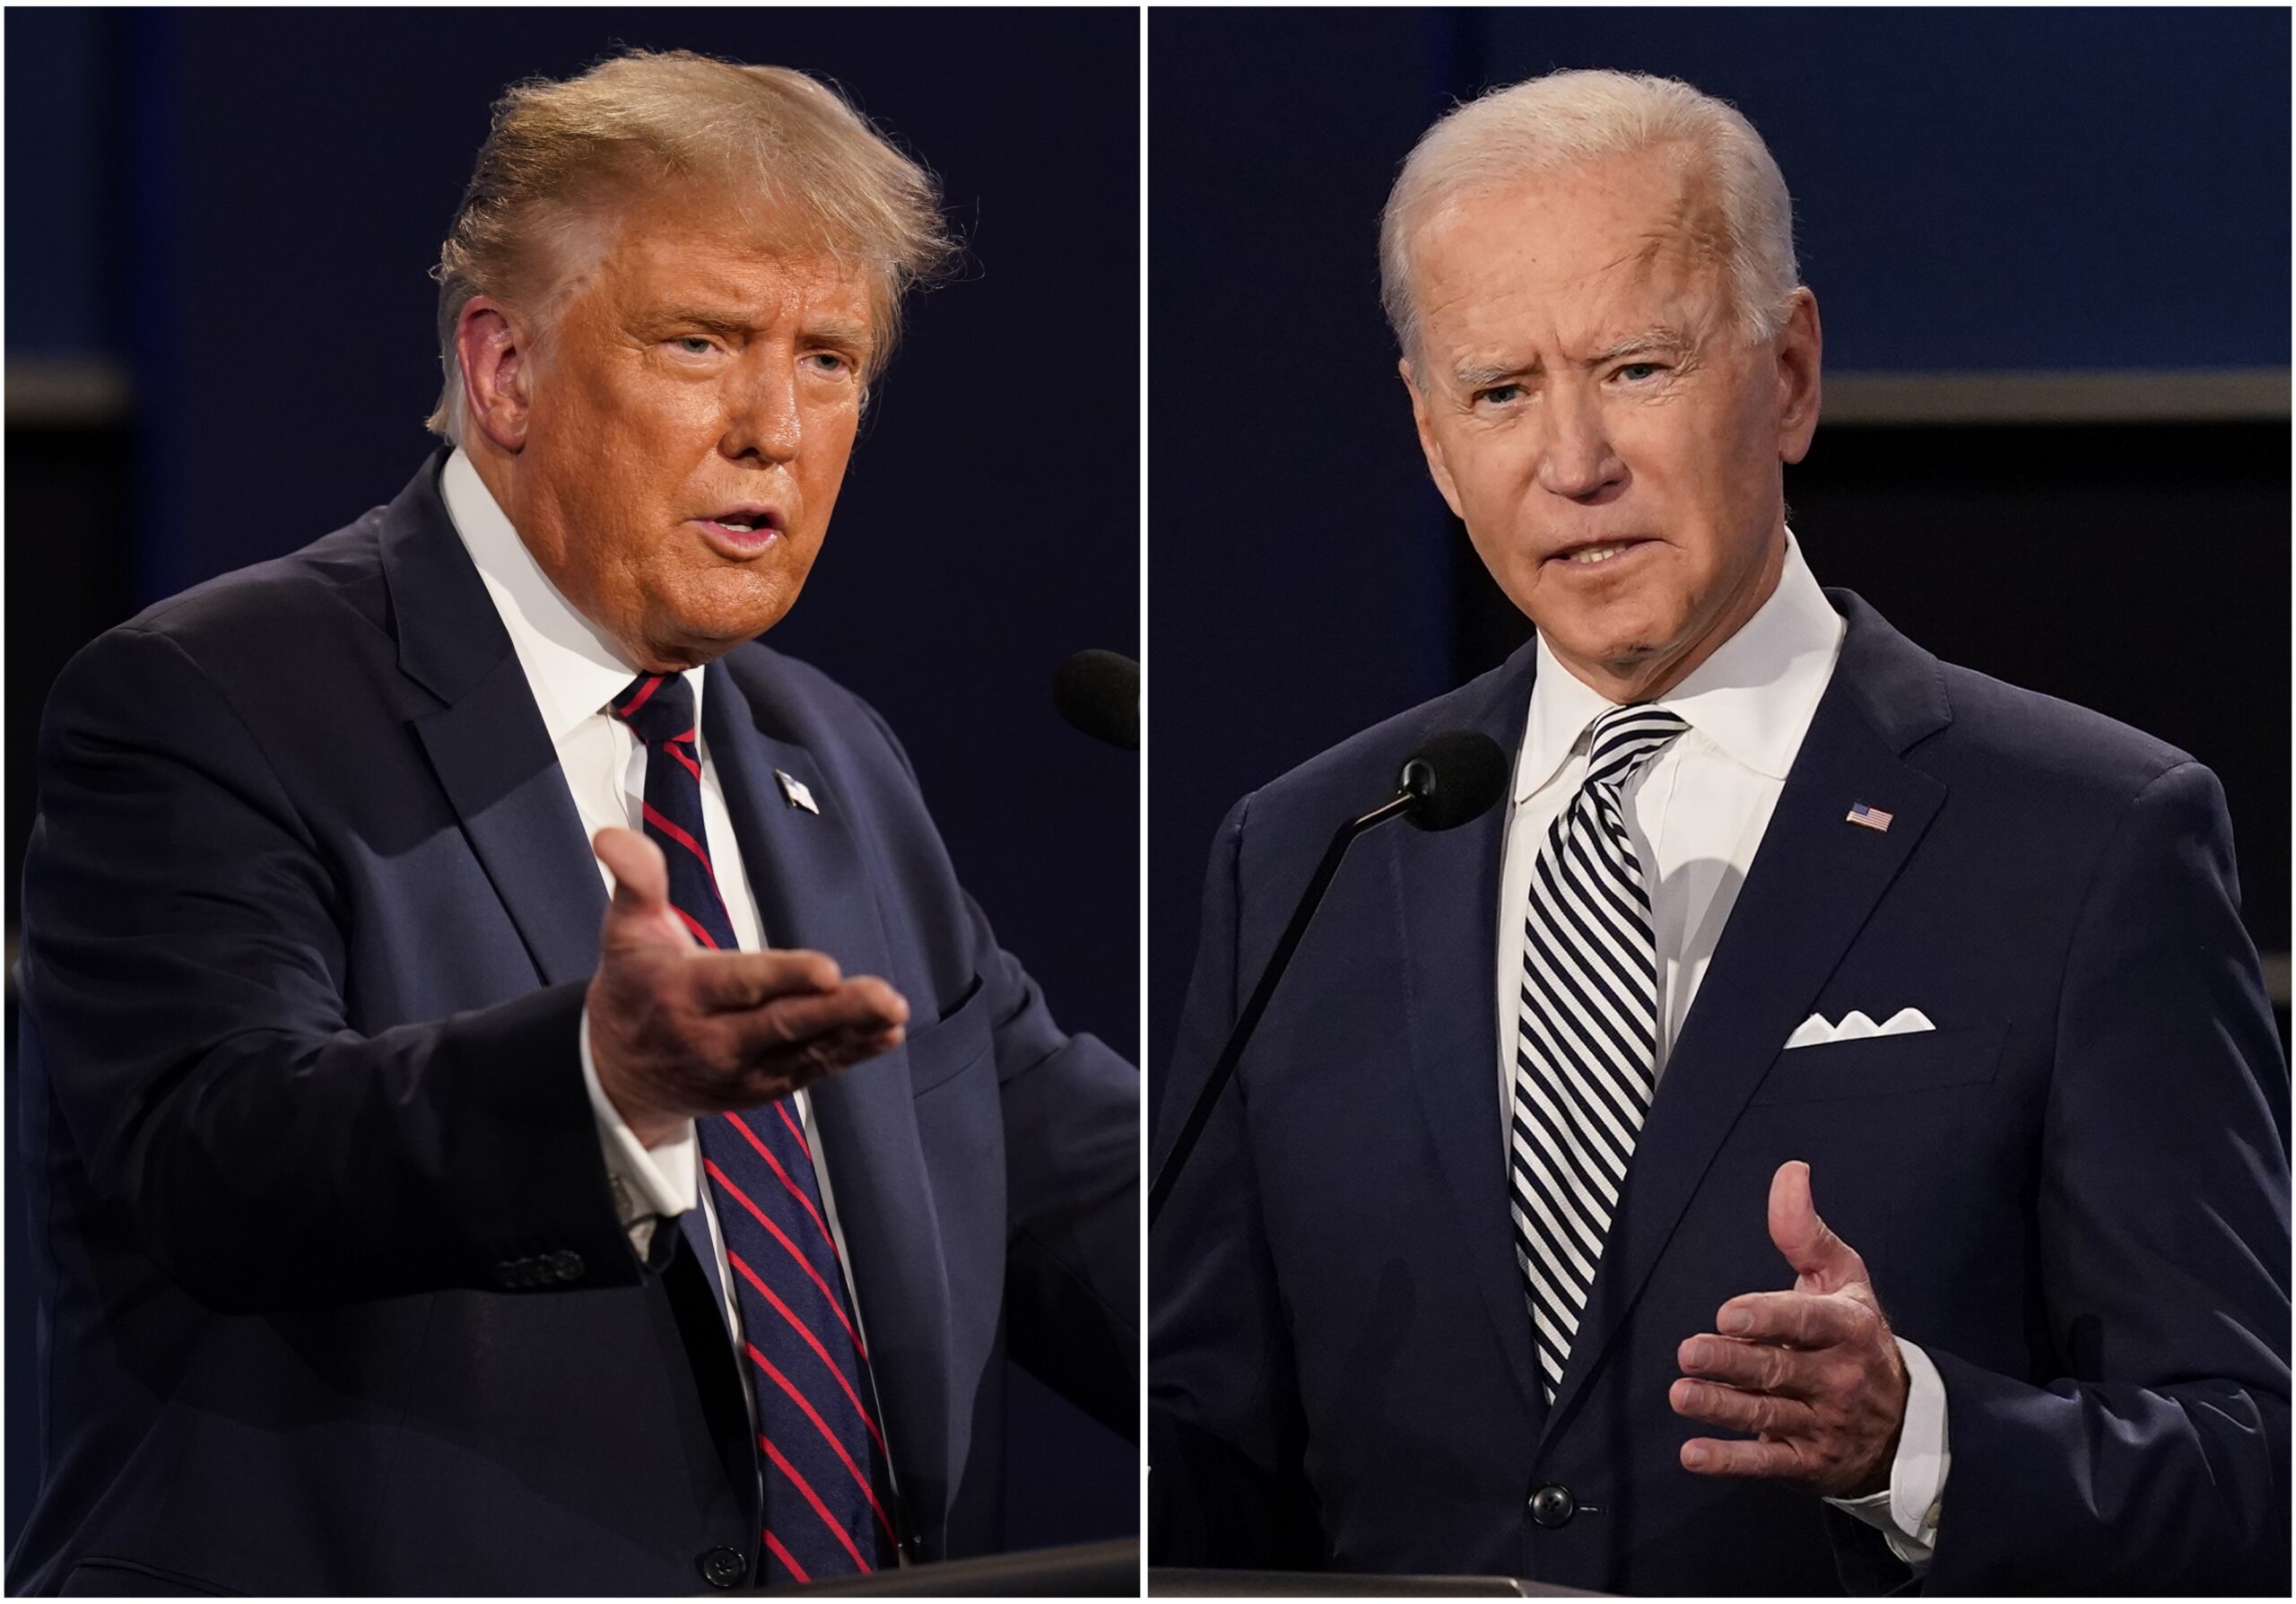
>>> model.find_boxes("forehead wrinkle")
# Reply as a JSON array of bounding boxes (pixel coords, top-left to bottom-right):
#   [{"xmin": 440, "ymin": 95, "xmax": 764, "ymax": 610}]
[{"xmin": 1415, "ymin": 153, "xmax": 1726, "ymax": 388}]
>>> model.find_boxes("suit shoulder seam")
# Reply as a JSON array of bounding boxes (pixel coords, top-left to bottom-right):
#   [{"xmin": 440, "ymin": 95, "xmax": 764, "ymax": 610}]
[{"xmin": 2045, "ymin": 758, "xmax": 2210, "ymax": 1085}]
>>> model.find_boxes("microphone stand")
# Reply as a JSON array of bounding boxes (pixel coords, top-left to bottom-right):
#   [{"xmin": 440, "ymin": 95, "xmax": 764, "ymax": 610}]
[{"xmin": 1146, "ymin": 787, "xmax": 1419, "ymax": 1227}]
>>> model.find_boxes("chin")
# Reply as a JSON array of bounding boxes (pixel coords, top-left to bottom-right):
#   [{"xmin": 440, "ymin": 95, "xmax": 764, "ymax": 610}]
[
  {"xmin": 669, "ymin": 571, "xmax": 805, "ymax": 640},
  {"xmin": 1545, "ymin": 603, "xmax": 1669, "ymax": 660}
]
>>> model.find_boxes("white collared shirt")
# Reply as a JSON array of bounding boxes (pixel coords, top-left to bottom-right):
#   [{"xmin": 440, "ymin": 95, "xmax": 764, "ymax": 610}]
[
  {"xmin": 1492, "ymin": 531, "xmax": 1946, "ymax": 1567},
  {"xmin": 438, "ymin": 448, "xmax": 881, "ymax": 1446}
]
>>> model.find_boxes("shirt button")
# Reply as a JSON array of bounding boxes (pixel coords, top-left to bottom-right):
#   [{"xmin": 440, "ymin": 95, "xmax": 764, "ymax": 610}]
[
  {"xmin": 698, "ymin": 1547, "xmax": 746, "ymax": 1588},
  {"xmin": 1529, "ymin": 1483, "xmax": 1577, "ymax": 1528}
]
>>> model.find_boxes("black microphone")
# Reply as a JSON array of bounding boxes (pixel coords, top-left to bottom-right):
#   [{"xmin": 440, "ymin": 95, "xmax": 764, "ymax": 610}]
[
  {"xmin": 1053, "ymin": 649, "xmax": 1138, "ymax": 751},
  {"xmin": 1148, "ymin": 729, "xmax": 1506, "ymax": 1226}
]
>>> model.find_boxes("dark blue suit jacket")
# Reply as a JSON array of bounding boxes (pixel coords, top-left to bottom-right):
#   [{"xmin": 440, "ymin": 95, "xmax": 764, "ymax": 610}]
[
  {"xmin": 12, "ymin": 455, "xmax": 1137, "ymax": 1595},
  {"xmin": 1151, "ymin": 593, "xmax": 2289, "ymax": 1593}
]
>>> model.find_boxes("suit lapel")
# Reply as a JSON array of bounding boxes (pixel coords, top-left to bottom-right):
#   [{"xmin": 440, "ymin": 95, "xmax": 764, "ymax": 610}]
[
  {"xmin": 702, "ymin": 660, "xmax": 960, "ymax": 1554},
  {"xmin": 1535, "ymin": 592, "xmax": 1952, "ymax": 1449},
  {"xmin": 379, "ymin": 458, "xmax": 952, "ymax": 1537},
  {"xmin": 1392, "ymin": 643, "xmax": 1551, "ymax": 1427},
  {"xmin": 382, "ymin": 454, "xmax": 606, "ymax": 988}
]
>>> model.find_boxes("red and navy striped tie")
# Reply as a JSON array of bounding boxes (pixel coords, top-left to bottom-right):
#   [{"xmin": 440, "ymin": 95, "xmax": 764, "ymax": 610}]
[{"xmin": 611, "ymin": 672, "xmax": 900, "ymax": 1584}]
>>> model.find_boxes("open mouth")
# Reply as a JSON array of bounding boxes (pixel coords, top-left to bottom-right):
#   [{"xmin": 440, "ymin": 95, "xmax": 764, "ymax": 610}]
[
  {"xmin": 691, "ymin": 508, "xmax": 785, "ymax": 552},
  {"xmin": 1546, "ymin": 538, "xmax": 1652, "ymax": 570}
]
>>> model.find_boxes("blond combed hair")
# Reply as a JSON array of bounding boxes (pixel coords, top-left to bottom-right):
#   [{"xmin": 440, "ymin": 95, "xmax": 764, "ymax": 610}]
[
  {"xmin": 427, "ymin": 48, "xmax": 958, "ymax": 440},
  {"xmin": 1380, "ymin": 68, "xmax": 1800, "ymax": 377}
]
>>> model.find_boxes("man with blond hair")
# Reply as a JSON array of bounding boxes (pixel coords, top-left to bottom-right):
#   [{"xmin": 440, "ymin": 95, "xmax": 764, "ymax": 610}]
[
  {"xmin": 15, "ymin": 49, "xmax": 1135, "ymax": 1595},
  {"xmin": 1152, "ymin": 68, "xmax": 2287, "ymax": 1592}
]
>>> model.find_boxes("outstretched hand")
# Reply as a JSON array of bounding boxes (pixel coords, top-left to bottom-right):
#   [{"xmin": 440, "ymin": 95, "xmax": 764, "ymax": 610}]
[
  {"xmin": 1669, "ymin": 1160, "xmax": 1908, "ymax": 1497},
  {"xmin": 586, "ymin": 826, "xmax": 909, "ymax": 1146}
]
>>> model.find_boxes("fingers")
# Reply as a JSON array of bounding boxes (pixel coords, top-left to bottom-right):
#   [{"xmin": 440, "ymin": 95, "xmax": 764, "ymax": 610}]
[
  {"xmin": 1668, "ymin": 1375, "xmax": 1818, "ymax": 1438},
  {"xmin": 722, "ymin": 976, "xmax": 910, "ymax": 1062},
  {"xmin": 1679, "ymin": 1435, "xmax": 1806, "ymax": 1478},
  {"xmin": 687, "ymin": 947, "xmax": 848, "ymax": 1012},
  {"xmin": 1708, "ymin": 1291, "xmax": 1874, "ymax": 1351},
  {"xmin": 1767, "ymin": 1160, "xmax": 1857, "ymax": 1288},
  {"xmin": 1677, "ymin": 1332, "xmax": 1820, "ymax": 1397}
]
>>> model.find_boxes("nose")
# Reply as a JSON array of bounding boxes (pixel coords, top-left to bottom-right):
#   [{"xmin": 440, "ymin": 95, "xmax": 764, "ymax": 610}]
[
  {"xmin": 721, "ymin": 351, "xmax": 803, "ymax": 466},
  {"xmin": 1535, "ymin": 379, "xmax": 1624, "ymax": 501}
]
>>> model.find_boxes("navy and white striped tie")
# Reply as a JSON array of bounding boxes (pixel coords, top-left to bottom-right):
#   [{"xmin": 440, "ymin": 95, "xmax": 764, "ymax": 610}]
[{"xmin": 1510, "ymin": 702, "xmax": 1689, "ymax": 1401}]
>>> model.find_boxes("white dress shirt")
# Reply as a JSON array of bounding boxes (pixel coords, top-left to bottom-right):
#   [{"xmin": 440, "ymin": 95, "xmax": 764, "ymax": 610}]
[
  {"xmin": 1493, "ymin": 531, "xmax": 1946, "ymax": 1567},
  {"xmin": 439, "ymin": 448, "xmax": 886, "ymax": 1460}
]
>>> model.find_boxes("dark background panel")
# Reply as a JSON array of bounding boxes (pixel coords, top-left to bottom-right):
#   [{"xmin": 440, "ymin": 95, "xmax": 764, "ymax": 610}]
[
  {"xmin": 1478, "ymin": 7, "xmax": 2292, "ymax": 372},
  {"xmin": 1457, "ymin": 420, "xmax": 2293, "ymax": 942},
  {"xmin": 1148, "ymin": 7, "xmax": 2291, "ymax": 1117},
  {"xmin": 6, "ymin": 4, "xmax": 1136, "ymax": 1556},
  {"xmin": 1147, "ymin": 9, "xmax": 1464, "ymax": 1102}
]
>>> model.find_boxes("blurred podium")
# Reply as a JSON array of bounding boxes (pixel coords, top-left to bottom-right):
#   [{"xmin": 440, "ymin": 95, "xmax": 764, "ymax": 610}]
[
  {"xmin": 1151, "ymin": 1570, "xmax": 1601, "ymax": 1597},
  {"xmin": 764, "ymin": 1539, "xmax": 1137, "ymax": 1595}
]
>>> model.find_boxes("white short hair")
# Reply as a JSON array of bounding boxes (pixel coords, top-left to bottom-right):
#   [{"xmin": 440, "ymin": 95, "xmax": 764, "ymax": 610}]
[{"xmin": 1379, "ymin": 68, "xmax": 1800, "ymax": 375}]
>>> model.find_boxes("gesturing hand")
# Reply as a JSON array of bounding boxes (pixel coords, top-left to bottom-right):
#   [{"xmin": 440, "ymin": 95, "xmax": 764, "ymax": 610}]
[
  {"xmin": 1671, "ymin": 1160, "xmax": 1909, "ymax": 1498},
  {"xmin": 586, "ymin": 826, "xmax": 909, "ymax": 1146}
]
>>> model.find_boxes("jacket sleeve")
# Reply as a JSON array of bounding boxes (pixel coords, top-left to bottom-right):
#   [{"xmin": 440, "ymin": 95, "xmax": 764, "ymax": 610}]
[
  {"xmin": 1148, "ymin": 795, "xmax": 1326, "ymax": 1567},
  {"xmin": 20, "ymin": 623, "xmax": 640, "ymax": 1315},
  {"xmin": 1922, "ymin": 760, "xmax": 2291, "ymax": 1592}
]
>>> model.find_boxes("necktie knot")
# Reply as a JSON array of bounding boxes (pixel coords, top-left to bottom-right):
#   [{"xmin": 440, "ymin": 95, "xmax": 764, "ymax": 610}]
[
  {"xmin": 610, "ymin": 672, "xmax": 698, "ymax": 748},
  {"xmin": 1584, "ymin": 704, "xmax": 1688, "ymax": 791}
]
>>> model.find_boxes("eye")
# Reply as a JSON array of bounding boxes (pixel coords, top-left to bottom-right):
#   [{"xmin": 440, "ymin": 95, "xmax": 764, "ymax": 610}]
[
  {"xmin": 1473, "ymin": 382, "xmax": 1522, "ymax": 407},
  {"xmin": 669, "ymin": 336, "xmax": 718, "ymax": 356},
  {"xmin": 804, "ymin": 352, "xmax": 854, "ymax": 376},
  {"xmin": 1613, "ymin": 362, "xmax": 1665, "ymax": 383}
]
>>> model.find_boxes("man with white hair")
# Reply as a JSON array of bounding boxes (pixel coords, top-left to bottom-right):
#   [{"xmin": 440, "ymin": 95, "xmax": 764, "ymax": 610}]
[
  {"xmin": 1151, "ymin": 68, "xmax": 2286, "ymax": 1592},
  {"xmin": 15, "ymin": 50, "xmax": 1136, "ymax": 1595}
]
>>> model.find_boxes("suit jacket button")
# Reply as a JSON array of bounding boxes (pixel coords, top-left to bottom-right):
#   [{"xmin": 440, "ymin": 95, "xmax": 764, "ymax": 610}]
[
  {"xmin": 1529, "ymin": 1483, "xmax": 1576, "ymax": 1528},
  {"xmin": 699, "ymin": 1547, "xmax": 746, "ymax": 1588},
  {"xmin": 549, "ymin": 1250, "xmax": 585, "ymax": 1282}
]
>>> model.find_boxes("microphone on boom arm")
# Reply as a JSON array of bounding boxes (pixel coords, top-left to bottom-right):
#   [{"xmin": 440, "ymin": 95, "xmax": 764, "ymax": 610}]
[{"xmin": 1147, "ymin": 728, "xmax": 1507, "ymax": 1226}]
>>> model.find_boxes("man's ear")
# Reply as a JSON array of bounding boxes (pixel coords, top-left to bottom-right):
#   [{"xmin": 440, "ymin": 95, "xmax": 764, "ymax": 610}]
[
  {"xmin": 1401, "ymin": 358, "xmax": 1466, "ymax": 521},
  {"xmin": 1773, "ymin": 287, "xmax": 1822, "ymax": 466},
  {"xmin": 457, "ymin": 298, "xmax": 534, "ymax": 452}
]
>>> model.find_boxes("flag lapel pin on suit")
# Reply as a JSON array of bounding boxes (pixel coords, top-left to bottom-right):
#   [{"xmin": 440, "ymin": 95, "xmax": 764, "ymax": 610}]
[
  {"xmin": 775, "ymin": 769, "xmax": 821, "ymax": 815},
  {"xmin": 1846, "ymin": 800, "xmax": 1893, "ymax": 832}
]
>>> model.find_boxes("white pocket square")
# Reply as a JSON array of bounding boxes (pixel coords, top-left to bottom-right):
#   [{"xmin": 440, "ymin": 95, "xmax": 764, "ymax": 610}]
[{"xmin": 1784, "ymin": 1007, "xmax": 1935, "ymax": 1050}]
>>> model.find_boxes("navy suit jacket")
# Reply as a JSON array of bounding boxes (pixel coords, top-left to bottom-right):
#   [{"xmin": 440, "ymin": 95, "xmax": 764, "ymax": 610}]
[
  {"xmin": 1151, "ymin": 592, "xmax": 2289, "ymax": 1593},
  {"xmin": 12, "ymin": 454, "xmax": 1138, "ymax": 1595}
]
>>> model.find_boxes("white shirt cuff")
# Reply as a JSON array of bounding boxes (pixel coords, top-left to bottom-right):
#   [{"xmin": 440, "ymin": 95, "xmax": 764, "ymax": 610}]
[
  {"xmin": 579, "ymin": 1002, "xmax": 700, "ymax": 1250},
  {"xmin": 1822, "ymin": 1335, "xmax": 1949, "ymax": 1569}
]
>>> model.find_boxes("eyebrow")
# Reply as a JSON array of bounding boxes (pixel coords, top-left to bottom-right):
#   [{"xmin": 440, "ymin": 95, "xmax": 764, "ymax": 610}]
[
  {"xmin": 799, "ymin": 316, "xmax": 874, "ymax": 354},
  {"xmin": 652, "ymin": 307, "xmax": 874, "ymax": 353},
  {"xmin": 656, "ymin": 308, "xmax": 754, "ymax": 340},
  {"xmin": 1451, "ymin": 326, "xmax": 1693, "ymax": 390}
]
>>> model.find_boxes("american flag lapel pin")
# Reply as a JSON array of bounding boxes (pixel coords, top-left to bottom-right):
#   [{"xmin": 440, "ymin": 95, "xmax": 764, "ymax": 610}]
[
  {"xmin": 775, "ymin": 769, "xmax": 821, "ymax": 815},
  {"xmin": 1846, "ymin": 800, "xmax": 1893, "ymax": 832}
]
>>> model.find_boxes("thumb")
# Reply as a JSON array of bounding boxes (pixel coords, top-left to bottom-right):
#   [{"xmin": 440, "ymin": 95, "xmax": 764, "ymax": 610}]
[
  {"xmin": 594, "ymin": 826, "xmax": 691, "ymax": 952},
  {"xmin": 1767, "ymin": 1160, "xmax": 1859, "ymax": 1291}
]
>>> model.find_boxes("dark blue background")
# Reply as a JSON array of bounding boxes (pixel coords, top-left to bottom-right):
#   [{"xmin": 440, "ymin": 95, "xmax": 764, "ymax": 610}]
[
  {"xmin": 1147, "ymin": 7, "xmax": 2292, "ymax": 1107},
  {"xmin": 7, "ymin": 4, "xmax": 1136, "ymax": 1556},
  {"xmin": 1483, "ymin": 8, "xmax": 2290, "ymax": 372}
]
